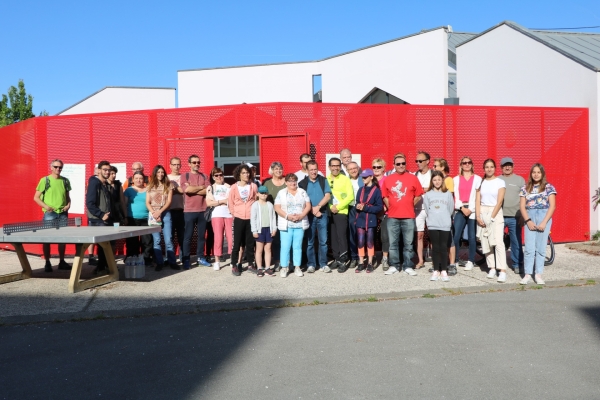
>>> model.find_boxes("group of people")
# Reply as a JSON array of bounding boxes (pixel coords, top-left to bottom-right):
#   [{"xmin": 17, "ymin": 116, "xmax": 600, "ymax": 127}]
[{"xmin": 35, "ymin": 149, "xmax": 557, "ymax": 285}]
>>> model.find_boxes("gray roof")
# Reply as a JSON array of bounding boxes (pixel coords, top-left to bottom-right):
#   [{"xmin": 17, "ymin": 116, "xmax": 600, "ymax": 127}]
[
  {"xmin": 457, "ymin": 21, "xmax": 600, "ymax": 72},
  {"xmin": 179, "ymin": 26, "xmax": 473, "ymax": 72},
  {"xmin": 56, "ymin": 86, "xmax": 176, "ymax": 116}
]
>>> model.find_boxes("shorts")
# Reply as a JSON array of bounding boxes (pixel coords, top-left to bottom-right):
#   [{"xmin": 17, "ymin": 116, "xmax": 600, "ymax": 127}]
[
  {"xmin": 256, "ymin": 227, "xmax": 273, "ymax": 243},
  {"xmin": 415, "ymin": 209, "xmax": 427, "ymax": 232},
  {"xmin": 43, "ymin": 211, "xmax": 68, "ymax": 223}
]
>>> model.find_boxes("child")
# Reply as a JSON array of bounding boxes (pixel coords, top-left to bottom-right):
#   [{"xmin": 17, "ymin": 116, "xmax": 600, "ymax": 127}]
[
  {"xmin": 354, "ymin": 169, "xmax": 383, "ymax": 273},
  {"xmin": 423, "ymin": 171, "xmax": 455, "ymax": 282},
  {"xmin": 251, "ymin": 186, "xmax": 278, "ymax": 277}
]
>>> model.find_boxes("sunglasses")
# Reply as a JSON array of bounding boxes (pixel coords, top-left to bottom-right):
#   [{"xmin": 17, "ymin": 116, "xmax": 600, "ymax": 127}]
[
  {"xmin": 416, "ymin": 159, "xmax": 428, "ymax": 163},
  {"xmin": 213, "ymin": 173, "xmax": 223, "ymax": 177},
  {"xmin": 52, "ymin": 165, "xmax": 63, "ymax": 170},
  {"xmin": 190, "ymin": 161, "xmax": 200, "ymax": 165},
  {"xmin": 462, "ymin": 161, "xmax": 473, "ymax": 165},
  {"xmin": 395, "ymin": 162, "xmax": 406, "ymax": 166},
  {"xmin": 372, "ymin": 165, "xmax": 383, "ymax": 169}
]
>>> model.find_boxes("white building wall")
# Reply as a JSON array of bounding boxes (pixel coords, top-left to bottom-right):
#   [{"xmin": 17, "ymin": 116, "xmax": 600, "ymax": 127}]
[
  {"xmin": 458, "ymin": 24, "xmax": 599, "ymax": 231},
  {"xmin": 59, "ymin": 87, "xmax": 176, "ymax": 115},
  {"xmin": 178, "ymin": 28, "xmax": 449, "ymax": 108}
]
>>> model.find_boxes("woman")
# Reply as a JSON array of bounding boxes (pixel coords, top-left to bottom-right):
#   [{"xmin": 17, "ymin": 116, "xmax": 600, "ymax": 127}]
[
  {"xmin": 262, "ymin": 161, "xmax": 286, "ymax": 269},
  {"xmin": 354, "ymin": 169, "xmax": 383, "ymax": 273},
  {"xmin": 227, "ymin": 164, "xmax": 258, "ymax": 276},
  {"xmin": 145, "ymin": 165, "xmax": 174, "ymax": 271},
  {"xmin": 206, "ymin": 167, "xmax": 233, "ymax": 271},
  {"xmin": 274, "ymin": 173, "xmax": 311, "ymax": 278},
  {"xmin": 475, "ymin": 159, "xmax": 508, "ymax": 283},
  {"xmin": 372, "ymin": 158, "xmax": 390, "ymax": 270},
  {"xmin": 434, "ymin": 158, "xmax": 456, "ymax": 273},
  {"xmin": 124, "ymin": 171, "xmax": 153, "ymax": 265},
  {"xmin": 453, "ymin": 156, "xmax": 482, "ymax": 271},
  {"xmin": 519, "ymin": 163, "xmax": 556, "ymax": 285},
  {"xmin": 424, "ymin": 171, "xmax": 454, "ymax": 282}
]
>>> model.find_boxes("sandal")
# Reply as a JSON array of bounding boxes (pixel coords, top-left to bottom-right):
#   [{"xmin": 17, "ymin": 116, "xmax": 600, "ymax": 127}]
[{"xmin": 415, "ymin": 264, "xmax": 425, "ymax": 270}]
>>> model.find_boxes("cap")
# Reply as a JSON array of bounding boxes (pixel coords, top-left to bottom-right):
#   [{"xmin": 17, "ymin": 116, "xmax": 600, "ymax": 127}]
[
  {"xmin": 500, "ymin": 157, "xmax": 514, "ymax": 166},
  {"xmin": 258, "ymin": 185, "xmax": 269, "ymax": 194},
  {"xmin": 360, "ymin": 168, "xmax": 374, "ymax": 177}
]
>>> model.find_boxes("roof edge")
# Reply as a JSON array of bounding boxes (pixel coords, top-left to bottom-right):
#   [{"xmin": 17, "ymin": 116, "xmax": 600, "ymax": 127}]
[
  {"xmin": 56, "ymin": 86, "xmax": 176, "ymax": 116},
  {"xmin": 179, "ymin": 26, "xmax": 450, "ymax": 73},
  {"xmin": 456, "ymin": 20, "xmax": 600, "ymax": 72}
]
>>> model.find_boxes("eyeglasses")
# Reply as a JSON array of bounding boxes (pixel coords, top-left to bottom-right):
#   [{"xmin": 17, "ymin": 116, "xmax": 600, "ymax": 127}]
[
  {"xmin": 416, "ymin": 159, "xmax": 428, "ymax": 163},
  {"xmin": 52, "ymin": 165, "xmax": 63, "ymax": 170},
  {"xmin": 171, "ymin": 163, "xmax": 181, "ymax": 167},
  {"xmin": 395, "ymin": 162, "xmax": 406, "ymax": 166},
  {"xmin": 462, "ymin": 161, "xmax": 473, "ymax": 165},
  {"xmin": 372, "ymin": 165, "xmax": 383, "ymax": 169},
  {"xmin": 213, "ymin": 174, "xmax": 223, "ymax": 177},
  {"xmin": 101, "ymin": 168, "xmax": 111, "ymax": 172},
  {"xmin": 190, "ymin": 161, "xmax": 200, "ymax": 165},
  {"xmin": 286, "ymin": 181, "xmax": 298, "ymax": 184}
]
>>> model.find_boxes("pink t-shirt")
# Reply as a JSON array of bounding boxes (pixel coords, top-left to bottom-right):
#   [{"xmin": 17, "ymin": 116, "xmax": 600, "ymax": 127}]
[
  {"xmin": 168, "ymin": 174, "xmax": 184, "ymax": 210},
  {"xmin": 459, "ymin": 175, "xmax": 475, "ymax": 203},
  {"xmin": 180, "ymin": 172, "xmax": 208, "ymax": 212}
]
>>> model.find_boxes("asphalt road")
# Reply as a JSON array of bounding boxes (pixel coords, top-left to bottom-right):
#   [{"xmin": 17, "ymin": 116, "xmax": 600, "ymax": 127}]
[{"xmin": 2, "ymin": 285, "xmax": 600, "ymax": 399}]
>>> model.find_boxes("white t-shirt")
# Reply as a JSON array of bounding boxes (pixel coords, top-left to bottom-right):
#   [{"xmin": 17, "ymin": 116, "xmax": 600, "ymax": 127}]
[
  {"xmin": 350, "ymin": 178, "xmax": 360, "ymax": 206},
  {"xmin": 209, "ymin": 184, "xmax": 232, "ymax": 218},
  {"xmin": 414, "ymin": 170, "xmax": 431, "ymax": 210},
  {"xmin": 295, "ymin": 170, "xmax": 324, "ymax": 181},
  {"xmin": 275, "ymin": 189, "xmax": 310, "ymax": 229},
  {"xmin": 479, "ymin": 178, "xmax": 506, "ymax": 206}
]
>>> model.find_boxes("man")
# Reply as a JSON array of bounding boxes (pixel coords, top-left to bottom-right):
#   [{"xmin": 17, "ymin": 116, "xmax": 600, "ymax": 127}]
[
  {"xmin": 167, "ymin": 157, "xmax": 184, "ymax": 270},
  {"xmin": 339, "ymin": 148, "xmax": 353, "ymax": 176},
  {"xmin": 382, "ymin": 153, "xmax": 424, "ymax": 276},
  {"xmin": 295, "ymin": 153, "xmax": 313, "ymax": 181},
  {"xmin": 346, "ymin": 161, "xmax": 364, "ymax": 268},
  {"xmin": 414, "ymin": 151, "xmax": 432, "ymax": 269},
  {"xmin": 499, "ymin": 157, "xmax": 526, "ymax": 274},
  {"xmin": 85, "ymin": 160, "xmax": 114, "ymax": 274},
  {"xmin": 299, "ymin": 161, "xmax": 332, "ymax": 273},
  {"xmin": 122, "ymin": 161, "xmax": 148, "ymax": 189},
  {"xmin": 179, "ymin": 154, "xmax": 211, "ymax": 270},
  {"xmin": 327, "ymin": 157, "xmax": 354, "ymax": 273},
  {"xmin": 33, "ymin": 159, "xmax": 72, "ymax": 272}
]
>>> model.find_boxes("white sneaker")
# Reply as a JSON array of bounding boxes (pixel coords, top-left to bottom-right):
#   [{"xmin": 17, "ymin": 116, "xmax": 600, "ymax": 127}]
[
  {"xmin": 430, "ymin": 272, "xmax": 440, "ymax": 281},
  {"xmin": 404, "ymin": 267, "xmax": 417, "ymax": 276},
  {"xmin": 520, "ymin": 276, "xmax": 532, "ymax": 285},
  {"xmin": 213, "ymin": 262, "xmax": 220, "ymax": 271},
  {"xmin": 464, "ymin": 261, "xmax": 474, "ymax": 271},
  {"xmin": 280, "ymin": 268, "xmax": 289, "ymax": 278},
  {"xmin": 384, "ymin": 266, "xmax": 399, "ymax": 275},
  {"xmin": 497, "ymin": 272, "xmax": 506, "ymax": 283},
  {"xmin": 295, "ymin": 267, "xmax": 303, "ymax": 277},
  {"xmin": 487, "ymin": 269, "xmax": 496, "ymax": 279},
  {"xmin": 441, "ymin": 273, "xmax": 450, "ymax": 282},
  {"xmin": 307, "ymin": 266, "xmax": 316, "ymax": 273},
  {"xmin": 322, "ymin": 266, "xmax": 332, "ymax": 273}
]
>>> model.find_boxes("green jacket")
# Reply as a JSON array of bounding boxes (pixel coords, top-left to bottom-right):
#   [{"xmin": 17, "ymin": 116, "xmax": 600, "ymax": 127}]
[{"xmin": 327, "ymin": 173, "xmax": 354, "ymax": 215}]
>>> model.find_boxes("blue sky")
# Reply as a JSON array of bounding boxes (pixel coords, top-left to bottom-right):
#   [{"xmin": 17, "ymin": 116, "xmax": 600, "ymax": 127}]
[{"xmin": 2, "ymin": 0, "xmax": 599, "ymax": 115}]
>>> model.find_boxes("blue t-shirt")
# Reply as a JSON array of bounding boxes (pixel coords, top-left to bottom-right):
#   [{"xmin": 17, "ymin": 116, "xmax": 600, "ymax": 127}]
[
  {"xmin": 305, "ymin": 178, "xmax": 332, "ymax": 207},
  {"xmin": 124, "ymin": 188, "xmax": 149, "ymax": 219}
]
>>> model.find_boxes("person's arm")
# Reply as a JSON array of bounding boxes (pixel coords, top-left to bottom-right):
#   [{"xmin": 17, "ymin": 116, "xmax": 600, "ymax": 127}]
[
  {"xmin": 413, "ymin": 195, "xmax": 422, "ymax": 206},
  {"xmin": 422, "ymin": 194, "xmax": 429, "ymax": 218},
  {"xmin": 250, "ymin": 203, "xmax": 259, "ymax": 235},
  {"xmin": 491, "ymin": 187, "xmax": 505, "ymax": 219},
  {"xmin": 86, "ymin": 179, "xmax": 108, "ymax": 219},
  {"xmin": 227, "ymin": 185, "xmax": 236, "ymax": 215},
  {"xmin": 475, "ymin": 189, "xmax": 484, "ymax": 227},
  {"xmin": 34, "ymin": 191, "xmax": 53, "ymax": 212},
  {"xmin": 537, "ymin": 194, "xmax": 556, "ymax": 232},
  {"xmin": 312, "ymin": 192, "xmax": 331, "ymax": 216},
  {"xmin": 299, "ymin": 196, "xmax": 312, "ymax": 219},
  {"xmin": 362, "ymin": 189, "xmax": 383, "ymax": 214},
  {"xmin": 334, "ymin": 179, "xmax": 354, "ymax": 212},
  {"xmin": 520, "ymin": 197, "xmax": 537, "ymax": 232},
  {"xmin": 185, "ymin": 184, "xmax": 207, "ymax": 195},
  {"xmin": 206, "ymin": 186, "xmax": 220, "ymax": 207},
  {"xmin": 274, "ymin": 204, "xmax": 287, "ymax": 219},
  {"xmin": 270, "ymin": 204, "xmax": 277, "ymax": 236},
  {"xmin": 63, "ymin": 190, "xmax": 71, "ymax": 212}
]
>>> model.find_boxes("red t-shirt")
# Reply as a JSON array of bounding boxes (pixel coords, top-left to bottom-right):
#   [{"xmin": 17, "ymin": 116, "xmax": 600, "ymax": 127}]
[
  {"xmin": 180, "ymin": 172, "xmax": 208, "ymax": 212},
  {"xmin": 382, "ymin": 172, "xmax": 424, "ymax": 218}
]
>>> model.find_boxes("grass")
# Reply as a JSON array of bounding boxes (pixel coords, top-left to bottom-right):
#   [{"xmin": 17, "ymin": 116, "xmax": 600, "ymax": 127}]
[
  {"xmin": 586, "ymin": 280, "xmax": 596, "ymax": 285},
  {"xmin": 530, "ymin": 285, "xmax": 544, "ymax": 290},
  {"xmin": 566, "ymin": 283, "xmax": 575, "ymax": 287},
  {"xmin": 422, "ymin": 293, "xmax": 436, "ymax": 298},
  {"xmin": 367, "ymin": 296, "xmax": 378, "ymax": 302},
  {"xmin": 312, "ymin": 300, "xmax": 321, "ymax": 305}
]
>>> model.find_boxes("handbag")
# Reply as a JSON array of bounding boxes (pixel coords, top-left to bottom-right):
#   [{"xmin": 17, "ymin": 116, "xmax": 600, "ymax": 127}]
[
  {"xmin": 148, "ymin": 213, "xmax": 162, "ymax": 226},
  {"xmin": 205, "ymin": 184, "xmax": 216, "ymax": 223}
]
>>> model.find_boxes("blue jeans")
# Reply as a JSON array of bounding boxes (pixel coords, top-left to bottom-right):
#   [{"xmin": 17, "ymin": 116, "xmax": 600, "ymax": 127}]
[
  {"xmin": 152, "ymin": 211, "xmax": 176, "ymax": 266},
  {"xmin": 280, "ymin": 227, "xmax": 304, "ymax": 267},
  {"xmin": 88, "ymin": 218, "xmax": 113, "ymax": 268},
  {"xmin": 183, "ymin": 211, "xmax": 207, "ymax": 261},
  {"xmin": 505, "ymin": 216, "xmax": 523, "ymax": 268},
  {"xmin": 387, "ymin": 218, "xmax": 415, "ymax": 270},
  {"xmin": 42, "ymin": 211, "xmax": 68, "ymax": 258},
  {"xmin": 453, "ymin": 211, "xmax": 476, "ymax": 262},
  {"xmin": 307, "ymin": 213, "xmax": 329, "ymax": 267},
  {"xmin": 524, "ymin": 208, "xmax": 552, "ymax": 275}
]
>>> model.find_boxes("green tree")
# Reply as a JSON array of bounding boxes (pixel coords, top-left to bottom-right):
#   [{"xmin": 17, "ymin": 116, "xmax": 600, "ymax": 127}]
[{"xmin": 0, "ymin": 79, "xmax": 37, "ymax": 128}]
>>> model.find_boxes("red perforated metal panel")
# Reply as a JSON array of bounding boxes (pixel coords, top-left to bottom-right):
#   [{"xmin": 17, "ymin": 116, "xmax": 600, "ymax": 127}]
[{"xmin": 0, "ymin": 103, "xmax": 589, "ymax": 255}]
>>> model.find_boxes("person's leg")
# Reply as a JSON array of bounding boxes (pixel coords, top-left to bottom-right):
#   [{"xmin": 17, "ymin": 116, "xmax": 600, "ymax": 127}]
[
  {"xmin": 330, "ymin": 216, "xmax": 340, "ymax": 260},
  {"xmin": 438, "ymin": 231, "xmax": 450, "ymax": 272},
  {"xmin": 212, "ymin": 217, "xmax": 225, "ymax": 257},
  {"xmin": 152, "ymin": 230, "xmax": 164, "ymax": 265},
  {"xmin": 231, "ymin": 217, "xmax": 245, "ymax": 267},
  {"xmin": 170, "ymin": 209, "xmax": 185, "ymax": 262},
  {"xmin": 415, "ymin": 210, "xmax": 426, "ymax": 266},
  {"xmin": 348, "ymin": 206, "xmax": 359, "ymax": 262},
  {"xmin": 386, "ymin": 218, "xmax": 401, "ymax": 270},
  {"xmin": 196, "ymin": 213, "xmax": 207, "ymax": 261},
  {"xmin": 224, "ymin": 218, "xmax": 233, "ymax": 256},
  {"xmin": 429, "ymin": 230, "xmax": 441, "ymax": 271},
  {"xmin": 264, "ymin": 242, "xmax": 272, "ymax": 268},
  {"xmin": 292, "ymin": 228, "xmax": 304, "ymax": 267},
  {"xmin": 493, "ymin": 215, "xmax": 508, "ymax": 273},
  {"xmin": 453, "ymin": 211, "xmax": 466, "ymax": 249},
  {"xmin": 136, "ymin": 218, "xmax": 154, "ymax": 263},
  {"xmin": 204, "ymin": 221, "xmax": 214, "ymax": 260},
  {"xmin": 183, "ymin": 212, "xmax": 196, "ymax": 265},
  {"xmin": 357, "ymin": 227, "xmax": 366, "ymax": 264},
  {"xmin": 400, "ymin": 219, "xmax": 416, "ymax": 270},
  {"xmin": 316, "ymin": 215, "xmax": 329, "ymax": 268},
  {"xmin": 532, "ymin": 209, "xmax": 552, "ymax": 276},
  {"xmin": 279, "ymin": 230, "xmax": 292, "ymax": 269},
  {"xmin": 366, "ymin": 227, "xmax": 375, "ymax": 265},
  {"xmin": 243, "ymin": 219, "xmax": 256, "ymax": 265},
  {"xmin": 505, "ymin": 217, "xmax": 519, "ymax": 269},
  {"xmin": 42, "ymin": 212, "xmax": 56, "ymax": 270},
  {"xmin": 306, "ymin": 214, "xmax": 318, "ymax": 267},
  {"xmin": 334, "ymin": 213, "xmax": 348, "ymax": 259},
  {"xmin": 255, "ymin": 241, "xmax": 264, "ymax": 268},
  {"xmin": 466, "ymin": 218, "xmax": 477, "ymax": 262}
]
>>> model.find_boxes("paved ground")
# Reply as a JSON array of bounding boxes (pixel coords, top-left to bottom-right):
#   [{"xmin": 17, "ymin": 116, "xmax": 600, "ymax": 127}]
[
  {"xmin": 2, "ymin": 285, "xmax": 600, "ymax": 399},
  {"xmin": 0, "ymin": 244, "xmax": 599, "ymax": 325}
]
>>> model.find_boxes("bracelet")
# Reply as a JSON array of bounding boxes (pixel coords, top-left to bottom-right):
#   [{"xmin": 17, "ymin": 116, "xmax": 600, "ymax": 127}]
[{"xmin": 524, "ymin": 218, "xmax": 531, "ymax": 223}]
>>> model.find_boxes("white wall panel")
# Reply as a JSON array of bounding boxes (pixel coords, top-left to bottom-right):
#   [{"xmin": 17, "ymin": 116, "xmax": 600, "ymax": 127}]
[{"xmin": 59, "ymin": 88, "xmax": 175, "ymax": 115}]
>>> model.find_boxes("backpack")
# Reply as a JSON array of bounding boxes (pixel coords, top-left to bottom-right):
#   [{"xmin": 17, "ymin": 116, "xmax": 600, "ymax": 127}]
[{"xmin": 41, "ymin": 176, "xmax": 70, "ymax": 201}]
